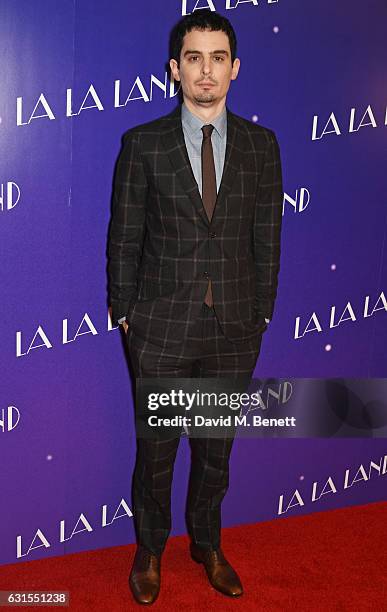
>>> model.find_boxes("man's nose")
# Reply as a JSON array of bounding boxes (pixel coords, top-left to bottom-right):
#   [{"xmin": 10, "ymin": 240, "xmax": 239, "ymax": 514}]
[{"xmin": 201, "ymin": 58, "xmax": 211, "ymax": 75}]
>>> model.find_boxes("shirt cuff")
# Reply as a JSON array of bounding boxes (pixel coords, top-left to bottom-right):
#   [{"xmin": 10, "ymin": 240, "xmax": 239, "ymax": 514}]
[
  {"xmin": 118, "ymin": 316, "xmax": 127, "ymax": 324},
  {"xmin": 264, "ymin": 318, "xmax": 270, "ymax": 324}
]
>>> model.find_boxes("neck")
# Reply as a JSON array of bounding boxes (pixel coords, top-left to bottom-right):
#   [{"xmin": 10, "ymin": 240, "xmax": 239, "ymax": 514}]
[{"xmin": 183, "ymin": 97, "xmax": 226, "ymax": 123}]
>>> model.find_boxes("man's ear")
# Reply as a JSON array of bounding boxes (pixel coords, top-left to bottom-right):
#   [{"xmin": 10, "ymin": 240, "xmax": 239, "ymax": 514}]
[
  {"xmin": 231, "ymin": 57, "xmax": 240, "ymax": 81},
  {"xmin": 169, "ymin": 59, "xmax": 181, "ymax": 81}
]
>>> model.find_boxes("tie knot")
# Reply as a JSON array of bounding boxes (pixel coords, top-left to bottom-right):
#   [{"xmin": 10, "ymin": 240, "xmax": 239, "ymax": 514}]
[{"xmin": 202, "ymin": 124, "xmax": 214, "ymax": 138}]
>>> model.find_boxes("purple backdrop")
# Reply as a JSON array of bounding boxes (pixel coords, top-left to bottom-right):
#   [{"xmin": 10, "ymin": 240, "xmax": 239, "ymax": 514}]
[{"xmin": 1, "ymin": 0, "xmax": 386, "ymax": 565}]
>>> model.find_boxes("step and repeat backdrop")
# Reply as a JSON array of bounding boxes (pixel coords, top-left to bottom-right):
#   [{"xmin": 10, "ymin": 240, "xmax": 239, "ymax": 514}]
[{"xmin": 1, "ymin": 0, "xmax": 386, "ymax": 565}]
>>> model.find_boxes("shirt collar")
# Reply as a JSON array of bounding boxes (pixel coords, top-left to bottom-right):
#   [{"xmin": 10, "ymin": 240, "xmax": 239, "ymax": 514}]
[{"xmin": 181, "ymin": 101, "xmax": 227, "ymax": 138}]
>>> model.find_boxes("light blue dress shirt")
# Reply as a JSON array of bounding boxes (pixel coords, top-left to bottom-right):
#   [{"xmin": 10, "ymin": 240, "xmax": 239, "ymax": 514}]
[{"xmin": 181, "ymin": 101, "xmax": 227, "ymax": 196}]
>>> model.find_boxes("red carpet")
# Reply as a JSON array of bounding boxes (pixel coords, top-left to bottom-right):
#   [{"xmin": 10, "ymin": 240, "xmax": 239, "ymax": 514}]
[{"xmin": 1, "ymin": 501, "xmax": 386, "ymax": 611}]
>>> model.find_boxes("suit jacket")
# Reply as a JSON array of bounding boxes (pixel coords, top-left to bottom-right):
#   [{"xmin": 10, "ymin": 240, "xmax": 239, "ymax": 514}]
[{"xmin": 108, "ymin": 103, "xmax": 283, "ymax": 348}]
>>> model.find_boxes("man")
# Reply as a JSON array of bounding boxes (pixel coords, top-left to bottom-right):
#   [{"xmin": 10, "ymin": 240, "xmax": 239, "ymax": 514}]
[{"xmin": 108, "ymin": 9, "xmax": 283, "ymax": 605}]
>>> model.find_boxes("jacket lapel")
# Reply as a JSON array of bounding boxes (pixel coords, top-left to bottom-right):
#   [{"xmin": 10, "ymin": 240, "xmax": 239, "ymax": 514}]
[{"xmin": 160, "ymin": 104, "xmax": 243, "ymax": 226}]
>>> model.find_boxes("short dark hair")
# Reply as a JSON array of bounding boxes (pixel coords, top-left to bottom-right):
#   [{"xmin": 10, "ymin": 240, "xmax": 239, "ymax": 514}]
[{"xmin": 170, "ymin": 9, "xmax": 237, "ymax": 67}]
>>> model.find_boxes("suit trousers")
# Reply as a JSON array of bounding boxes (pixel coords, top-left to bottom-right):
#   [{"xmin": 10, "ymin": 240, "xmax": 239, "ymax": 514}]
[{"xmin": 126, "ymin": 302, "xmax": 263, "ymax": 556}]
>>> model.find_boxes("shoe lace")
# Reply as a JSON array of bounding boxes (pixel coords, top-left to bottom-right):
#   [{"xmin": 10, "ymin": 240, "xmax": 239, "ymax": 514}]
[
  {"xmin": 206, "ymin": 548, "xmax": 227, "ymax": 566},
  {"xmin": 138, "ymin": 547, "xmax": 159, "ymax": 570}
]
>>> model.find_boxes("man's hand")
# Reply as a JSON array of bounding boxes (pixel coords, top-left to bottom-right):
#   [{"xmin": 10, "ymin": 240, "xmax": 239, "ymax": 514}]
[{"xmin": 117, "ymin": 314, "xmax": 129, "ymax": 334}]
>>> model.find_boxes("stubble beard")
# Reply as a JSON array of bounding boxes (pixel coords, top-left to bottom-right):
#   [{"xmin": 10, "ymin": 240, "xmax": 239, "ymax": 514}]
[{"xmin": 193, "ymin": 92, "xmax": 216, "ymax": 104}]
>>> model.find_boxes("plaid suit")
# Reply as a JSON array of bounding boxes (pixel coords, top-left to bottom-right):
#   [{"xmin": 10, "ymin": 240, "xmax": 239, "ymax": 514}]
[
  {"xmin": 107, "ymin": 103, "xmax": 283, "ymax": 556},
  {"xmin": 108, "ymin": 104, "xmax": 283, "ymax": 349}
]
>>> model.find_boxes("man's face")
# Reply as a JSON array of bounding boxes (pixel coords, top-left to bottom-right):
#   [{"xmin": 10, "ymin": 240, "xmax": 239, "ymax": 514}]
[{"xmin": 169, "ymin": 28, "xmax": 240, "ymax": 107}]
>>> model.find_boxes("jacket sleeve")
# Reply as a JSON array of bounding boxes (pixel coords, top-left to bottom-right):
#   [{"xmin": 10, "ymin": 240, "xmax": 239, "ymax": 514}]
[
  {"xmin": 253, "ymin": 129, "xmax": 284, "ymax": 321},
  {"xmin": 107, "ymin": 130, "xmax": 148, "ymax": 326}
]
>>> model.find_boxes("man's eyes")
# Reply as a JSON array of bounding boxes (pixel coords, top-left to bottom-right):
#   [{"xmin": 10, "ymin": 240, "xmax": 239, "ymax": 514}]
[{"xmin": 188, "ymin": 56, "xmax": 224, "ymax": 61}]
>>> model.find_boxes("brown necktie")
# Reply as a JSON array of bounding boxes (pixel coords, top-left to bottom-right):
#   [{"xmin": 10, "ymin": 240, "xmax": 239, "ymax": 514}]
[{"xmin": 201, "ymin": 124, "xmax": 216, "ymax": 307}]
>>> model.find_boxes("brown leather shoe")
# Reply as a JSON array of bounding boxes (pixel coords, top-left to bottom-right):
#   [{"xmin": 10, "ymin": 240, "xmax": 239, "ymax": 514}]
[
  {"xmin": 190, "ymin": 542, "xmax": 243, "ymax": 597},
  {"xmin": 129, "ymin": 545, "xmax": 161, "ymax": 605}
]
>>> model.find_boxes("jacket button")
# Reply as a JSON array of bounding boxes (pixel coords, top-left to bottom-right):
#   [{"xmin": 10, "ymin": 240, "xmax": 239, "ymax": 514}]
[
  {"xmin": 203, "ymin": 271, "xmax": 209, "ymax": 278},
  {"xmin": 209, "ymin": 232, "xmax": 216, "ymax": 238}
]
